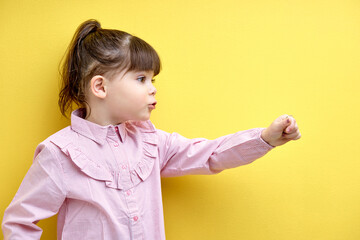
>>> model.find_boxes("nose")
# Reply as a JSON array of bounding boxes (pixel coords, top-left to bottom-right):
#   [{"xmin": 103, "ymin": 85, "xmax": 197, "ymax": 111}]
[{"xmin": 149, "ymin": 83, "xmax": 157, "ymax": 95}]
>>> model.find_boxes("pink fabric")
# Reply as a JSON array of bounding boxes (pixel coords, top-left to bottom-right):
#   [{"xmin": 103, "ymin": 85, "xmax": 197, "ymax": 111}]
[{"xmin": 2, "ymin": 109, "xmax": 273, "ymax": 240}]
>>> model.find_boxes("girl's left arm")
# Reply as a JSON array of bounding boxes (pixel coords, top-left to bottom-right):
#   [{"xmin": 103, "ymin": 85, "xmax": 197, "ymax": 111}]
[
  {"xmin": 157, "ymin": 127, "xmax": 273, "ymax": 177},
  {"xmin": 157, "ymin": 115, "xmax": 300, "ymax": 177}
]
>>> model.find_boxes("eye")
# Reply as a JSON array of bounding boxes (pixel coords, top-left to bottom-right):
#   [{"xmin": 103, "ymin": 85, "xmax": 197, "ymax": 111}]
[{"xmin": 136, "ymin": 76, "xmax": 146, "ymax": 83}]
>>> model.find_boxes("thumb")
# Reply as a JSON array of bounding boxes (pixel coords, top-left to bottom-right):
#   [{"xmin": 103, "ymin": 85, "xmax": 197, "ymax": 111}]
[{"xmin": 273, "ymin": 115, "xmax": 291, "ymax": 133}]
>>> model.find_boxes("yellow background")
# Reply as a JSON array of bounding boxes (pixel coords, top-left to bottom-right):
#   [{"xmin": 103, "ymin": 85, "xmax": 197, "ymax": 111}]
[{"xmin": 1, "ymin": 0, "xmax": 359, "ymax": 239}]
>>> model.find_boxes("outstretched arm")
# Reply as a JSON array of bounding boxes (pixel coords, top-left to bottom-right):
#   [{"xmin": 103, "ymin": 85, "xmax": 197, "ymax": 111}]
[
  {"xmin": 157, "ymin": 114, "xmax": 301, "ymax": 178},
  {"xmin": 158, "ymin": 128, "xmax": 274, "ymax": 177}
]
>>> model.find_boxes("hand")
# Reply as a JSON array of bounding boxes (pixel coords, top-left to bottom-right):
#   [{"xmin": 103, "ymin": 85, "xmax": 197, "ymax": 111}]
[{"xmin": 261, "ymin": 114, "xmax": 301, "ymax": 147}]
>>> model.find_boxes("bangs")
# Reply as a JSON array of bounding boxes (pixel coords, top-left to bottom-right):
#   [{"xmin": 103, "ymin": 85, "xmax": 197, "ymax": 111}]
[{"xmin": 127, "ymin": 36, "xmax": 161, "ymax": 76}]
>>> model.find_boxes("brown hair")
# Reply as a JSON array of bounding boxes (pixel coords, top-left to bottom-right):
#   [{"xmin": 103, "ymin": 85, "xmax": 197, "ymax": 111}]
[{"xmin": 59, "ymin": 19, "xmax": 161, "ymax": 117}]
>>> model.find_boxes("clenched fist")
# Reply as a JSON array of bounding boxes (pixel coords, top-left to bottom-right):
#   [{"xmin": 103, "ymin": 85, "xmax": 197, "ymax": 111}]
[{"xmin": 261, "ymin": 115, "xmax": 301, "ymax": 147}]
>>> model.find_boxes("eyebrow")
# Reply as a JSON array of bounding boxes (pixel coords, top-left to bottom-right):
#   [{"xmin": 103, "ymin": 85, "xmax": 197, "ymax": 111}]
[{"xmin": 134, "ymin": 70, "xmax": 154, "ymax": 76}]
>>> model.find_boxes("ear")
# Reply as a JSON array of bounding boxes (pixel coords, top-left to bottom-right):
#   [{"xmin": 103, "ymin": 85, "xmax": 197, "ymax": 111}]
[{"xmin": 89, "ymin": 75, "xmax": 107, "ymax": 99}]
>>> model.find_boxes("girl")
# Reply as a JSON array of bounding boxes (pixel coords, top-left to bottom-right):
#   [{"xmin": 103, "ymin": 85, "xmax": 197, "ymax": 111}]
[{"xmin": 2, "ymin": 19, "xmax": 301, "ymax": 240}]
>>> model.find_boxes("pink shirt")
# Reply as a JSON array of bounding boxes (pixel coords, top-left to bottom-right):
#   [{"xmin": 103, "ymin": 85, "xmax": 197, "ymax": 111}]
[{"xmin": 2, "ymin": 109, "xmax": 273, "ymax": 240}]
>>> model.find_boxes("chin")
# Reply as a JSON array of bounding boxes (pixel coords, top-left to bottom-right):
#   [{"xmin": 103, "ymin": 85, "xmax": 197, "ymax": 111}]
[
  {"xmin": 139, "ymin": 115, "xmax": 151, "ymax": 121},
  {"xmin": 140, "ymin": 117, "xmax": 151, "ymax": 121}
]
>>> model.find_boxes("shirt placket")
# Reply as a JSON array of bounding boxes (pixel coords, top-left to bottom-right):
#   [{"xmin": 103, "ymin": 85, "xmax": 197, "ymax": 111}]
[
  {"xmin": 123, "ymin": 186, "xmax": 143, "ymax": 240},
  {"xmin": 112, "ymin": 126, "xmax": 144, "ymax": 240}
]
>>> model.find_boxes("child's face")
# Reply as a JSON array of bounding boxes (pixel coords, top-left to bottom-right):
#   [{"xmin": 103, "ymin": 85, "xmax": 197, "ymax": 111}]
[{"xmin": 105, "ymin": 70, "xmax": 157, "ymax": 125}]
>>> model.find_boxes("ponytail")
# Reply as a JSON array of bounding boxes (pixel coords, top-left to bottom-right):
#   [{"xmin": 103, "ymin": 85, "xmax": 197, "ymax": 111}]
[{"xmin": 59, "ymin": 19, "xmax": 100, "ymax": 117}]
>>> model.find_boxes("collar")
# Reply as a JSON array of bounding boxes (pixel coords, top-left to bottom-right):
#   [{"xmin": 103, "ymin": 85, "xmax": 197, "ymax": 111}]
[{"xmin": 71, "ymin": 109, "xmax": 127, "ymax": 145}]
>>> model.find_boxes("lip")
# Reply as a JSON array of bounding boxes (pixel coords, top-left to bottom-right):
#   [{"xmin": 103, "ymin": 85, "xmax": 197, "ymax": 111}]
[{"xmin": 148, "ymin": 102, "xmax": 157, "ymax": 110}]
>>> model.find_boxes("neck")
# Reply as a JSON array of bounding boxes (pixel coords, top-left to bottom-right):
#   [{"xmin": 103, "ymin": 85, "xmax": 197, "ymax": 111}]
[{"xmin": 85, "ymin": 106, "xmax": 122, "ymax": 126}]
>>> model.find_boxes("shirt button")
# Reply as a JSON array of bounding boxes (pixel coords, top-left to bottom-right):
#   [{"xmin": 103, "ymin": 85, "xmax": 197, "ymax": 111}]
[
  {"xmin": 126, "ymin": 190, "xmax": 131, "ymax": 196},
  {"xmin": 133, "ymin": 216, "xmax": 138, "ymax": 222},
  {"xmin": 122, "ymin": 165, "xmax": 127, "ymax": 170},
  {"xmin": 113, "ymin": 142, "xmax": 119, "ymax": 147},
  {"xmin": 115, "ymin": 126, "xmax": 119, "ymax": 132}
]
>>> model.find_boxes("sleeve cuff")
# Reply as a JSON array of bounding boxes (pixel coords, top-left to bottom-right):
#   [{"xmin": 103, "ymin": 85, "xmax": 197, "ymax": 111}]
[{"xmin": 258, "ymin": 128, "xmax": 275, "ymax": 149}]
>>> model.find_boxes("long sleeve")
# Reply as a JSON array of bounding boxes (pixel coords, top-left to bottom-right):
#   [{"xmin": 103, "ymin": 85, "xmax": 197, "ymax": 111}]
[
  {"xmin": 2, "ymin": 144, "xmax": 67, "ymax": 240},
  {"xmin": 157, "ymin": 128, "xmax": 273, "ymax": 177}
]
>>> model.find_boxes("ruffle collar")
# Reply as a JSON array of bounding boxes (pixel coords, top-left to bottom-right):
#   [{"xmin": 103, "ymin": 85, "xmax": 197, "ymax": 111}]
[{"xmin": 50, "ymin": 111, "xmax": 158, "ymax": 191}]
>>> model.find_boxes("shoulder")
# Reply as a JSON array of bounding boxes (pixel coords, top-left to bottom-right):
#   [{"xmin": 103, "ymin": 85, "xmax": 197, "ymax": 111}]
[{"xmin": 34, "ymin": 126, "xmax": 75, "ymax": 158}]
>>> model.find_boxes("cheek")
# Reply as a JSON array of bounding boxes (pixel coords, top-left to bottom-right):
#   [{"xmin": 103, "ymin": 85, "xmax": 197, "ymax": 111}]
[
  {"xmin": 117, "ymin": 93, "xmax": 145, "ymax": 111},
  {"xmin": 110, "ymin": 83, "xmax": 148, "ymax": 107},
  {"xmin": 130, "ymin": 89, "xmax": 148, "ymax": 102}
]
